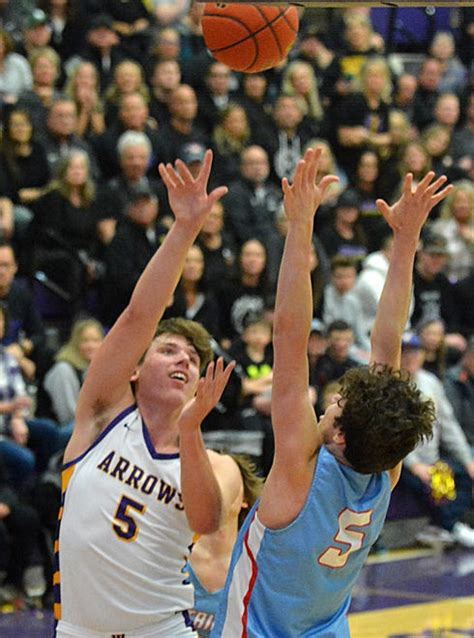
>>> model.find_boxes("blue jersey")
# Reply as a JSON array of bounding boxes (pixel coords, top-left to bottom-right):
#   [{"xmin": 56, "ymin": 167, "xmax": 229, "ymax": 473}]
[
  {"xmin": 187, "ymin": 563, "xmax": 221, "ymax": 637},
  {"xmin": 212, "ymin": 446, "xmax": 391, "ymax": 638}
]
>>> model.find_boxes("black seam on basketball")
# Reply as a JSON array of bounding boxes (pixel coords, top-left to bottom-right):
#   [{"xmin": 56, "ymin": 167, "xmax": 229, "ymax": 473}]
[
  {"xmin": 255, "ymin": 6, "xmax": 282, "ymax": 59},
  {"xmin": 281, "ymin": 7, "xmax": 299, "ymax": 34},
  {"xmin": 204, "ymin": 9, "xmax": 291, "ymax": 54}
]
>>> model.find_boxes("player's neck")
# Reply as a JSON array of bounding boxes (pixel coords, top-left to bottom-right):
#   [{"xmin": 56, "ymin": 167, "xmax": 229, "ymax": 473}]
[{"xmin": 139, "ymin": 401, "xmax": 181, "ymax": 452}]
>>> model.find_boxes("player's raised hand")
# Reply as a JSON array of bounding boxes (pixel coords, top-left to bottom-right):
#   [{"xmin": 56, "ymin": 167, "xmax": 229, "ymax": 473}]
[
  {"xmin": 376, "ymin": 172, "xmax": 453, "ymax": 237},
  {"xmin": 158, "ymin": 150, "xmax": 228, "ymax": 231},
  {"xmin": 282, "ymin": 147, "xmax": 339, "ymax": 223},
  {"xmin": 178, "ymin": 357, "xmax": 236, "ymax": 432}
]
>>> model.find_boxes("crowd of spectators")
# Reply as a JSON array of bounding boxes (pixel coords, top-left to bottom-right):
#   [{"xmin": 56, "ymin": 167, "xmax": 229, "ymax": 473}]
[{"xmin": 0, "ymin": 0, "xmax": 473, "ymax": 606}]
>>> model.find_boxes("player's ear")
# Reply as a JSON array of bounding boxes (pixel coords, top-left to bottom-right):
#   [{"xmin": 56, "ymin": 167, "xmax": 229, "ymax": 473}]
[
  {"xmin": 333, "ymin": 429, "xmax": 346, "ymax": 447},
  {"xmin": 130, "ymin": 367, "xmax": 140, "ymax": 382}
]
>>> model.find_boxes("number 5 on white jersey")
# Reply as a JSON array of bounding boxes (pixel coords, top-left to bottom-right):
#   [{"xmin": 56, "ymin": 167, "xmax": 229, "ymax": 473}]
[{"xmin": 318, "ymin": 508, "xmax": 373, "ymax": 569}]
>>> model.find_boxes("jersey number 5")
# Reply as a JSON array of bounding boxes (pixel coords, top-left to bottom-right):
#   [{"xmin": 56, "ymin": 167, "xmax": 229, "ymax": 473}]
[
  {"xmin": 113, "ymin": 495, "xmax": 147, "ymax": 542},
  {"xmin": 318, "ymin": 508, "xmax": 372, "ymax": 569}
]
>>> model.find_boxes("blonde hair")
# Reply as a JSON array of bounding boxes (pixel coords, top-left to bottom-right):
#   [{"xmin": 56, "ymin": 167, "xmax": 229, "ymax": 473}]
[
  {"xmin": 440, "ymin": 180, "xmax": 474, "ymax": 222},
  {"xmin": 29, "ymin": 46, "xmax": 61, "ymax": 79},
  {"xmin": 105, "ymin": 60, "xmax": 150, "ymax": 105},
  {"xmin": 213, "ymin": 104, "xmax": 250, "ymax": 154},
  {"xmin": 230, "ymin": 454, "xmax": 264, "ymax": 529},
  {"xmin": 48, "ymin": 149, "xmax": 96, "ymax": 206},
  {"xmin": 56, "ymin": 318, "xmax": 105, "ymax": 371},
  {"xmin": 281, "ymin": 60, "xmax": 323, "ymax": 121},
  {"xmin": 357, "ymin": 56, "xmax": 393, "ymax": 103}
]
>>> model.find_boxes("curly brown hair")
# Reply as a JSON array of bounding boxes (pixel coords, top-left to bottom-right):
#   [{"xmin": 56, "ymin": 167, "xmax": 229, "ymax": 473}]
[
  {"xmin": 155, "ymin": 317, "xmax": 214, "ymax": 374},
  {"xmin": 335, "ymin": 364, "xmax": 435, "ymax": 474}
]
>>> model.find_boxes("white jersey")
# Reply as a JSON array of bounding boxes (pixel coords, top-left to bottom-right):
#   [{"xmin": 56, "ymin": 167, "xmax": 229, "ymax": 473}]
[{"xmin": 55, "ymin": 405, "xmax": 196, "ymax": 635}]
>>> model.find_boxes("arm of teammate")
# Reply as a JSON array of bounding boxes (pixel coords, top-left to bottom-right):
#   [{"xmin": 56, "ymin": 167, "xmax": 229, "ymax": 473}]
[
  {"xmin": 71, "ymin": 152, "xmax": 228, "ymax": 456},
  {"xmin": 370, "ymin": 172, "xmax": 452, "ymax": 487},
  {"xmin": 259, "ymin": 149, "xmax": 338, "ymax": 524}
]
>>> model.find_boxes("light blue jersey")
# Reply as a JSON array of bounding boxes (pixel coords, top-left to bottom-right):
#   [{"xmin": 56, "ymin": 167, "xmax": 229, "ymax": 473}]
[
  {"xmin": 187, "ymin": 563, "xmax": 221, "ymax": 637},
  {"xmin": 212, "ymin": 446, "xmax": 391, "ymax": 638}
]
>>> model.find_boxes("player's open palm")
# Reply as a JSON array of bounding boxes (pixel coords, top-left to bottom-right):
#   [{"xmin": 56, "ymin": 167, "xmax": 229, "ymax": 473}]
[
  {"xmin": 376, "ymin": 172, "xmax": 452, "ymax": 236},
  {"xmin": 282, "ymin": 147, "xmax": 338, "ymax": 223},
  {"xmin": 159, "ymin": 150, "xmax": 228, "ymax": 231},
  {"xmin": 178, "ymin": 357, "xmax": 236, "ymax": 432}
]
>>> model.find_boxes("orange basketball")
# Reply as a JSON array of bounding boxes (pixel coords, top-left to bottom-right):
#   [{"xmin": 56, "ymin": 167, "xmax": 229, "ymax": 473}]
[{"xmin": 202, "ymin": 3, "xmax": 299, "ymax": 73}]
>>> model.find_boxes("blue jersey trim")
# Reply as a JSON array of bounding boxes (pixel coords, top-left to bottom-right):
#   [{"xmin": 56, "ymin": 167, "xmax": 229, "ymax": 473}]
[
  {"xmin": 142, "ymin": 419, "xmax": 180, "ymax": 460},
  {"xmin": 62, "ymin": 404, "xmax": 137, "ymax": 469}
]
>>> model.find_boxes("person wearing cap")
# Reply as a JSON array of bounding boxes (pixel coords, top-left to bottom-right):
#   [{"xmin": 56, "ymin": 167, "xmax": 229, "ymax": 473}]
[
  {"xmin": 79, "ymin": 13, "xmax": 124, "ymax": 95},
  {"xmin": 412, "ymin": 231, "xmax": 461, "ymax": 336},
  {"xmin": 101, "ymin": 184, "xmax": 166, "ymax": 326},
  {"xmin": 399, "ymin": 331, "xmax": 474, "ymax": 548},
  {"xmin": 16, "ymin": 9, "xmax": 52, "ymax": 60}
]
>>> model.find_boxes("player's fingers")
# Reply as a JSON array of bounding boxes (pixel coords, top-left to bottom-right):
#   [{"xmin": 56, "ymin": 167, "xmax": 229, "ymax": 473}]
[
  {"xmin": 208, "ymin": 186, "xmax": 229, "ymax": 208},
  {"xmin": 430, "ymin": 184, "xmax": 453, "ymax": 207},
  {"xmin": 318, "ymin": 175, "xmax": 339, "ymax": 198},
  {"xmin": 416, "ymin": 171, "xmax": 435, "ymax": 193},
  {"xmin": 175, "ymin": 159, "xmax": 193, "ymax": 184},
  {"xmin": 403, "ymin": 172, "xmax": 414, "ymax": 198},
  {"xmin": 281, "ymin": 177, "xmax": 290, "ymax": 195},
  {"xmin": 196, "ymin": 149, "xmax": 213, "ymax": 188},
  {"xmin": 376, "ymin": 198, "xmax": 390, "ymax": 219},
  {"xmin": 158, "ymin": 163, "xmax": 177, "ymax": 189},
  {"xmin": 425, "ymin": 174, "xmax": 447, "ymax": 197}
]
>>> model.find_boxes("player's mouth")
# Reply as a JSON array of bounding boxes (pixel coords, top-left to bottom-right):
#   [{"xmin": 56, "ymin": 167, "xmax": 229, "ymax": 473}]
[{"xmin": 169, "ymin": 371, "xmax": 188, "ymax": 384}]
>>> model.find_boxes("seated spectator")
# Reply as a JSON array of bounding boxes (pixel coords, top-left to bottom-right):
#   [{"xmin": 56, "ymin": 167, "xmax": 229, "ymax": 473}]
[
  {"xmin": 145, "ymin": 27, "xmax": 181, "ymax": 79},
  {"xmin": 42, "ymin": 317, "xmax": 104, "ymax": 427},
  {"xmin": 429, "ymin": 31, "xmax": 468, "ymax": 95},
  {"xmin": 29, "ymin": 150, "xmax": 102, "ymax": 319},
  {"xmin": 321, "ymin": 256, "xmax": 369, "ymax": 358},
  {"xmin": 454, "ymin": 272, "xmax": 474, "ymax": 338},
  {"xmin": 421, "ymin": 123, "xmax": 464, "ymax": 185},
  {"xmin": 413, "ymin": 56, "xmax": 442, "ymax": 132},
  {"xmin": 430, "ymin": 180, "xmax": 474, "ymax": 283},
  {"xmin": 223, "ymin": 145, "xmax": 281, "ymax": 249},
  {"xmin": 148, "ymin": 58, "xmax": 181, "ymax": 126},
  {"xmin": 101, "ymin": 185, "xmax": 167, "ymax": 327},
  {"xmin": 197, "ymin": 62, "xmax": 237, "ymax": 137},
  {"xmin": 444, "ymin": 336, "xmax": 474, "ymax": 449},
  {"xmin": 64, "ymin": 60, "xmax": 106, "ymax": 140},
  {"xmin": 0, "ymin": 303, "xmax": 60, "ymax": 487},
  {"xmin": 416, "ymin": 318, "xmax": 464, "ymax": 380},
  {"xmin": 154, "ymin": 0, "xmax": 190, "ymax": 28},
  {"xmin": 101, "ymin": 0, "xmax": 154, "ymax": 62},
  {"xmin": 212, "ymin": 103, "xmax": 252, "ymax": 184},
  {"xmin": 196, "ymin": 199, "xmax": 236, "ymax": 291},
  {"xmin": 38, "ymin": 0, "xmax": 87, "ymax": 63},
  {"xmin": 310, "ymin": 319, "xmax": 360, "ymax": 411},
  {"xmin": 280, "ymin": 60, "xmax": 323, "ymax": 138},
  {"xmin": 235, "ymin": 71, "xmax": 274, "ymax": 143},
  {"xmin": 399, "ymin": 333, "xmax": 474, "ymax": 548},
  {"xmin": 396, "ymin": 141, "xmax": 433, "ymax": 191},
  {"xmin": 215, "ymin": 239, "xmax": 273, "ymax": 348},
  {"xmin": 103, "ymin": 59, "xmax": 150, "ymax": 126},
  {"xmin": 16, "ymin": 46, "xmax": 62, "ymax": 141},
  {"xmin": 15, "ymin": 9, "xmax": 53, "ymax": 61},
  {"xmin": 318, "ymin": 188, "xmax": 368, "ymax": 262},
  {"xmin": 304, "ymin": 138, "xmax": 347, "ymax": 221},
  {"xmin": 166, "ymin": 244, "xmax": 222, "ymax": 341},
  {"xmin": 451, "ymin": 89, "xmax": 474, "ymax": 181},
  {"xmin": 392, "ymin": 73, "xmax": 418, "ymax": 123},
  {"xmin": 0, "ymin": 28, "xmax": 32, "ymax": 108},
  {"xmin": 0, "ymin": 454, "xmax": 46, "ymax": 602},
  {"xmin": 433, "ymin": 92, "xmax": 461, "ymax": 136}
]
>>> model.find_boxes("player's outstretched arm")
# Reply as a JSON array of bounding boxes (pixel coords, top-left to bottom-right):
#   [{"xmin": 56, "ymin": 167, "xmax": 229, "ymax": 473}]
[
  {"xmin": 370, "ymin": 172, "xmax": 452, "ymax": 370},
  {"xmin": 270, "ymin": 148, "xmax": 338, "ymax": 472},
  {"xmin": 73, "ymin": 152, "xmax": 227, "ymax": 447}
]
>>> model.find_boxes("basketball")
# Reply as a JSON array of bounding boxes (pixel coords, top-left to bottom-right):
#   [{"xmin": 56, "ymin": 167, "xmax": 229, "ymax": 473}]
[{"xmin": 202, "ymin": 3, "xmax": 299, "ymax": 73}]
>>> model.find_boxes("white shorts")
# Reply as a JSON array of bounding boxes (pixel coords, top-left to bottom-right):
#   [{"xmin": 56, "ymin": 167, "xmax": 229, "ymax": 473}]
[{"xmin": 55, "ymin": 613, "xmax": 197, "ymax": 638}]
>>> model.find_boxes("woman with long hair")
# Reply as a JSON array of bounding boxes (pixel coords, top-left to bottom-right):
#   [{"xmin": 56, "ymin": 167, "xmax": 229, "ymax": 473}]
[
  {"xmin": 104, "ymin": 59, "xmax": 150, "ymax": 125},
  {"xmin": 281, "ymin": 60, "xmax": 324, "ymax": 132},
  {"xmin": 212, "ymin": 104, "xmax": 252, "ymax": 183},
  {"xmin": 64, "ymin": 61, "xmax": 105, "ymax": 139}
]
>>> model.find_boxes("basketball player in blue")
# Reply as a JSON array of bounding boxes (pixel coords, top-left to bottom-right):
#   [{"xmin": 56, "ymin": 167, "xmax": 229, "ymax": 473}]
[
  {"xmin": 54, "ymin": 151, "xmax": 242, "ymax": 638},
  {"xmin": 212, "ymin": 148, "xmax": 453, "ymax": 637}
]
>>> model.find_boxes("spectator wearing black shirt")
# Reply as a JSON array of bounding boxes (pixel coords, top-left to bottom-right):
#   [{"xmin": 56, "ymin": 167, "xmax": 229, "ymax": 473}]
[
  {"xmin": 80, "ymin": 13, "xmax": 125, "ymax": 95},
  {"xmin": 413, "ymin": 57, "xmax": 442, "ymax": 132}
]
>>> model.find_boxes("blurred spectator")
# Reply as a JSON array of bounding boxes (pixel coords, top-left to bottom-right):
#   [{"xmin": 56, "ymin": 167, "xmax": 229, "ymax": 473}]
[
  {"xmin": 154, "ymin": 83, "xmax": 209, "ymax": 165},
  {"xmin": 235, "ymin": 72, "xmax": 274, "ymax": 143},
  {"xmin": 429, "ymin": 31, "xmax": 468, "ymax": 95},
  {"xmin": 416, "ymin": 318, "xmax": 464, "ymax": 380},
  {"xmin": 444, "ymin": 336, "xmax": 474, "ymax": 448},
  {"xmin": 310, "ymin": 319, "xmax": 360, "ymax": 411},
  {"xmin": 454, "ymin": 273, "xmax": 474, "ymax": 339},
  {"xmin": 212, "ymin": 104, "xmax": 252, "ymax": 184},
  {"xmin": 420, "ymin": 124, "xmax": 456, "ymax": 183},
  {"xmin": 413, "ymin": 56, "xmax": 442, "ymax": 132},
  {"xmin": 64, "ymin": 60, "xmax": 105, "ymax": 140},
  {"xmin": 412, "ymin": 232, "xmax": 461, "ymax": 336},
  {"xmin": 0, "ymin": 302, "xmax": 59, "ymax": 487},
  {"xmin": 393, "ymin": 72, "xmax": 418, "ymax": 122},
  {"xmin": 430, "ymin": 180, "xmax": 474, "ymax": 283},
  {"xmin": 197, "ymin": 62, "xmax": 236, "ymax": 136},
  {"xmin": 0, "ymin": 455, "xmax": 46, "ymax": 601},
  {"xmin": 308, "ymin": 318, "xmax": 327, "ymax": 376},
  {"xmin": 334, "ymin": 56, "xmax": 394, "ymax": 179},
  {"xmin": 396, "ymin": 140, "xmax": 432, "ymax": 191},
  {"xmin": 0, "ymin": 28, "xmax": 32, "ymax": 107},
  {"xmin": 79, "ymin": 13, "xmax": 124, "ymax": 94},
  {"xmin": 451, "ymin": 89, "xmax": 474, "ymax": 181},
  {"xmin": 148, "ymin": 58, "xmax": 181, "ymax": 126},
  {"xmin": 0, "ymin": 242, "xmax": 51, "ymax": 383},
  {"xmin": 259, "ymin": 94, "xmax": 312, "ymax": 184},
  {"xmin": 93, "ymin": 91, "xmax": 159, "ymax": 179},
  {"xmin": 15, "ymin": 8, "xmax": 53, "ymax": 60},
  {"xmin": 196, "ymin": 199, "xmax": 236, "ymax": 290},
  {"xmin": 458, "ymin": 8, "xmax": 474, "ymax": 70},
  {"xmin": 400, "ymin": 334, "xmax": 474, "ymax": 548},
  {"xmin": 280, "ymin": 59, "xmax": 323, "ymax": 137},
  {"xmin": 16, "ymin": 46, "xmax": 62, "ymax": 140},
  {"xmin": 37, "ymin": 0, "xmax": 86, "ymax": 63},
  {"xmin": 166, "ymin": 243, "xmax": 221, "ymax": 340},
  {"xmin": 101, "ymin": 186, "xmax": 166, "ymax": 326},
  {"xmin": 0, "ymin": 0, "xmax": 34, "ymax": 45},
  {"xmin": 305, "ymin": 139, "xmax": 348, "ymax": 221},
  {"xmin": 321, "ymin": 256, "xmax": 369, "ymax": 357},
  {"xmin": 215, "ymin": 239, "xmax": 272, "ymax": 347},
  {"xmin": 433, "ymin": 92, "xmax": 461, "ymax": 135},
  {"xmin": 43, "ymin": 317, "xmax": 104, "ymax": 426},
  {"xmin": 29, "ymin": 150, "xmax": 102, "ymax": 318},
  {"xmin": 223, "ymin": 145, "xmax": 281, "ymax": 249},
  {"xmin": 101, "ymin": 0, "xmax": 154, "ymax": 62},
  {"xmin": 103, "ymin": 58, "xmax": 150, "ymax": 125},
  {"xmin": 145, "ymin": 27, "xmax": 181, "ymax": 79},
  {"xmin": 95, "ymin": 130, "xmax": 163, "ymax": 246},
  {"xmin": 0, "ymin": 108, "xmax": 50, "ymax": 250},
  {"xmin": 177, "ymin": 0, "xmax": 207, "ymax": 66},
  {"xmin": 41, "ymin": 96, "xmax": 100, "ymax": 178},
  {"xmin": 154, "ymin": 0, "xmax": 190, "ymax": 28},
  {"xmin": 319, "ymin": 188, "xmax": 368, "ymax": 262}
]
